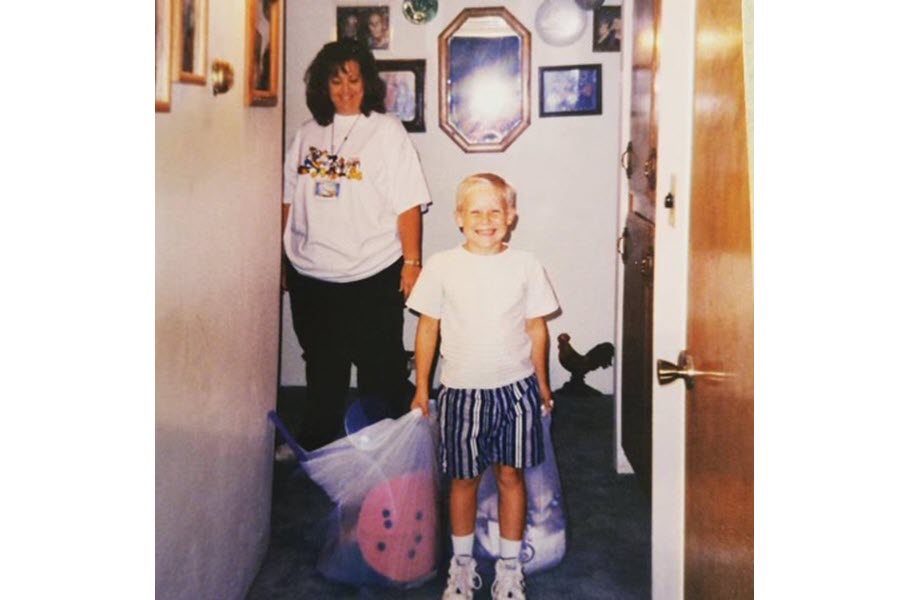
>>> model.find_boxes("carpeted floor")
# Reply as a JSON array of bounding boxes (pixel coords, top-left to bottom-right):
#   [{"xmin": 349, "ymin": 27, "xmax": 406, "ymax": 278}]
[{"xmin": 247, "ymin": 388, "xmax": 650, "ymax": 599}]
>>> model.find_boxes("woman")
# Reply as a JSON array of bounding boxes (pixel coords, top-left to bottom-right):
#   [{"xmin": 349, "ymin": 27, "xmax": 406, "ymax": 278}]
[{"xmin": 282, "ymin": 40, "xmax": 431, "ymax": 450}]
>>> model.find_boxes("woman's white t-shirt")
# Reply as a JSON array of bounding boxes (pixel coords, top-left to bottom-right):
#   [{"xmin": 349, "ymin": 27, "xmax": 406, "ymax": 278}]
[{"xmin": 283, "ymin": 112, "xmax": 431, "ymax": 282}]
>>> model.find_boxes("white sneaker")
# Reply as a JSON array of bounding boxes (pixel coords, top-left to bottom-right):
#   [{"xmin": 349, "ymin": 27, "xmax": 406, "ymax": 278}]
[
  {"xmin": 442, "ymin": 555, "xmax": 482, "ymax": 600},
  {"xmin": 491, "ymin": 558, "xmax": 526, "ymax": 600}
]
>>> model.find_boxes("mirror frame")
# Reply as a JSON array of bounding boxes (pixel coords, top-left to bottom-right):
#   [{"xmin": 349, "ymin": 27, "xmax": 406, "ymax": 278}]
[{"xmin": 438, "ymin": 7, "xmax": 532, "ymax": 153}]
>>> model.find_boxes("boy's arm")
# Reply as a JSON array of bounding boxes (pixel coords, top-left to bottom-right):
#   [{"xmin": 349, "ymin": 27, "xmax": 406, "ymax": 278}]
[
  {"xmin": 411, "ymin": 314, "xmax": 440, "ymax": 416},
  {"xmin": 526, "ymin": 316, "xmax": 554, "ymax": 413}
]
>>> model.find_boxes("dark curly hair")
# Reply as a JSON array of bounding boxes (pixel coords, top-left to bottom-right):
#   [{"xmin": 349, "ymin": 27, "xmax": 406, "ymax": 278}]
[{"xmin": 304, "ymin": 39, "xmax": 386, "ymax": 126}]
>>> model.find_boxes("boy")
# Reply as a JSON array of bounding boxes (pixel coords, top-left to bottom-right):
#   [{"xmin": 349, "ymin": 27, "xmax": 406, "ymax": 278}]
[{"xmin": 407, "ymin": 173, "xmax": 559, "ymax": 600}]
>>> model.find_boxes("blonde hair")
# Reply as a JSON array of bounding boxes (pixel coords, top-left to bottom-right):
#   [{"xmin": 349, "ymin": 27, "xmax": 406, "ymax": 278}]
[{"xmin": 455, "ymin": 173, "xmax": 517, "ymax": 212}]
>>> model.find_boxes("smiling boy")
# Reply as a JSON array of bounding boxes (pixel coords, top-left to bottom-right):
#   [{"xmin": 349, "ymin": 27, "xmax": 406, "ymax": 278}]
[{"xmin": 407, "ymin": 173, "xmax": 559, "ymax": 600}]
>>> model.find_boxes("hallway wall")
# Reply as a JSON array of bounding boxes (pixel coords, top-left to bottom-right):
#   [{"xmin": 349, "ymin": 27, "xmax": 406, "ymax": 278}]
[
  {"xmin": 155, "ymin": 1, "xmax": 283, "ymax": 597},
  {"xmin": 280, "ymin": 0, "xmax": 624, "ymax": 394}
]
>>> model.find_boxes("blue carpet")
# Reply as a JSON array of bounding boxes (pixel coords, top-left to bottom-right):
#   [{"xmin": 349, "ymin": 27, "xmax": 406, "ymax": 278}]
[{"xmin": 247, "ymin": 389, "xmax": 650, "ymax": 599}]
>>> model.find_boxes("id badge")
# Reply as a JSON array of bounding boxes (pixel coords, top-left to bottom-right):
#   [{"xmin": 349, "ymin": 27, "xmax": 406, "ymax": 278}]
[{"xmin": 314, "ymin": 180, "xmax": 340, "ymax": 198}]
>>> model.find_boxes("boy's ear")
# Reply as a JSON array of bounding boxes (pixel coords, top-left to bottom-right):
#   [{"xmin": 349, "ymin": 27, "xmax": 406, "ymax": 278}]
[
  {"xmin": 454, "ymin": 211, "xmax": 464, "ymax": 228},
  {"xmin": 506, "ymin": 208, "xmax": 517, "ymax": 225}
]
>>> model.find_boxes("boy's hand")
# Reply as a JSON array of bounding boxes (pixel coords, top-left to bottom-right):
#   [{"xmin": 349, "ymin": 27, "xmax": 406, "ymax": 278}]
[
  {"xmin": 410, "ymin": 389, "xmax": 430, "ymax": 417},
  {"xmin": 539, "ymin": 384, "xmax": 554, "ymax": 415}
]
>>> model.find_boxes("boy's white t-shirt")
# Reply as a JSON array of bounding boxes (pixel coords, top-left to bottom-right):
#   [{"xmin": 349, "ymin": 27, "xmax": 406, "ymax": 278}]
[
  {"xmin": 407, "ymin": 246, "xmax": 559, "ymax": 389},
  {"xmin": 283, "ymin": 112, "xmax": 432, "ymax": 282}
]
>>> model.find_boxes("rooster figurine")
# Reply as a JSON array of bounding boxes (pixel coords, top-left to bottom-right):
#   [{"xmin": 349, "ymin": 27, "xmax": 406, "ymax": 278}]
[{"xmin": 555, "ymin": 333, "xmax": 615, "ymax": 396}]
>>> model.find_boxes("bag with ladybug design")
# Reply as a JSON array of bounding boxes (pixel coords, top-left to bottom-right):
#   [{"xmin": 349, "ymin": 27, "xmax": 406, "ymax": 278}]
[{"xmin": 297, "ymin": 404, "xmax": 441, "ymax": 588}]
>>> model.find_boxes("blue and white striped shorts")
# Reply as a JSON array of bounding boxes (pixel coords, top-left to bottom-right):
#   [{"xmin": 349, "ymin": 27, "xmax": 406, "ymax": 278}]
[{"xmin": 438, "ymin": 374, "xmax": 545, "ymax": 480}]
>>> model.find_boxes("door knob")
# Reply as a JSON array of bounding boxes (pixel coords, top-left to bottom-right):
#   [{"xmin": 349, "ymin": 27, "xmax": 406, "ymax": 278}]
[
  {"xmin": 657, "ymin": 350, "xmax": 697, "ymax": 389},
  {"xmin": 657, "ymin": 351, "xmax": 732, "ymax": 389}
]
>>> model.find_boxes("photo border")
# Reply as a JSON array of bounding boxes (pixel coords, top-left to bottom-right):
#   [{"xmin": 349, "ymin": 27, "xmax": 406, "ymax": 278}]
[
  {"xmin": 376, "ymin": 59, "xmax": 425, "ymax": 133},
  {"xmin": 246, "ymin": 0, "xmax": 281, "ymax": 107},
  {"xmin": 538, "ymin": 64, "xmax": 603, "ymax": 118}
]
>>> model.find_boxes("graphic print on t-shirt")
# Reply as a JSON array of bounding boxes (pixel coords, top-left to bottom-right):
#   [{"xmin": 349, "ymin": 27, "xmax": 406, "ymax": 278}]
[{"xmin": 297, "ymin": 145, "xmax": 363, "ymax": 181}]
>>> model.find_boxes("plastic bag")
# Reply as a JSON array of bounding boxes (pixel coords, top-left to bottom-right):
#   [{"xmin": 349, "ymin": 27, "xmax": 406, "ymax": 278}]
[
  {"xmin": 270, "ymin": 405, "xmax": 440, "ymax": 588},
  {"xmin": 473, "ymin": 412, "xmax": 566, "ymax": 574}
]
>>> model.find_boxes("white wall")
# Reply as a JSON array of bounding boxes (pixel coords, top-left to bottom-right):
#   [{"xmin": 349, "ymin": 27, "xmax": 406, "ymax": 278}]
[
  {"xmin": 155, "ymin": 1, "xmax": 283, "ymax": 597},
  {"xmin": 281, "ymin": 0, "xmax": 624, "ymax": 394}
]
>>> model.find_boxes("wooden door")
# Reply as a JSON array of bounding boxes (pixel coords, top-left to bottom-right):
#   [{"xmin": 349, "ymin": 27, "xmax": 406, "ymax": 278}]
[
  {"xmin": 620, "ymin": 0, "xmax": 661, "ymax": 493},
  {"xmin": 683, "ymin": 0, "xmax": 754, "ymax": 595}
]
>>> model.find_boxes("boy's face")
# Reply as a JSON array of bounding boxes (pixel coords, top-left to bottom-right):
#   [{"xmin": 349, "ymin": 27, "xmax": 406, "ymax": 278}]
[{"xmin": 455, "ymin": 186, "xmax": 516, "ymax": 255}]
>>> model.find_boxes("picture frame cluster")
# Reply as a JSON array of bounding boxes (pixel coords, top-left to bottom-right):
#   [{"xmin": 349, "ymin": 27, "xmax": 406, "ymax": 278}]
[
  {"xmin": 157, "ymin": 2, "xmax": 620, "ymax": 134},
  {"xmin": 156, "ymin": 0, "xmax": 282, "ymax": 112}
]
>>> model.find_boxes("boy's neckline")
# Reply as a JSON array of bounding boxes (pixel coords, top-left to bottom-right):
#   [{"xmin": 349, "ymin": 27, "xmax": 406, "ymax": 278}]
[{"xmin": 460, "ymin": 243, "xmax": 509, "ymax": 256}]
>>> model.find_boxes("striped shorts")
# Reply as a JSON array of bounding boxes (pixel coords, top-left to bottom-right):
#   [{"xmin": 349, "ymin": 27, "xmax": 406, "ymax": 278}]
[{"xmin": 438, "ymin": 374, "xmax": 545, "ymax": 480}]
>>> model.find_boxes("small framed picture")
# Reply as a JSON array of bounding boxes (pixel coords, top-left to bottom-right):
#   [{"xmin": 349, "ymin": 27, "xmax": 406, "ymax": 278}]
[
  {"xmin": 376, "ymin": 59, "xmax": 425, "ymax": 132},
  {"xmin": 337, "ymin": 5, "xmax": 391, "ymax": 50},
  {"xmin": 246, "ymin": 0, "xmax": 281, "ymax": 107},
  {"xmin": 593, "ymin": 6, "xmax": 622, "ymax": 53},
  {"xmin": 172, "ymin": 0, "xmax": 208, "ymax": 84},
  {"xmin": 156, "ymin": 0, "xmax": 173, "ymax": 112},
  {"xmin": 539, "ymin": 64, "xmax": 603, "ymax": 117}
]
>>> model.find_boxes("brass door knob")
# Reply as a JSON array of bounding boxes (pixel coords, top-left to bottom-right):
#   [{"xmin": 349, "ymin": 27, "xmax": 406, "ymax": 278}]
[
  {"xmin": 657, "ymin": 350, "xmax": 732, "ymax": 389},
  {"xmin": 657, "ymin": 350, "xmax": 696, "ymax": 389}
]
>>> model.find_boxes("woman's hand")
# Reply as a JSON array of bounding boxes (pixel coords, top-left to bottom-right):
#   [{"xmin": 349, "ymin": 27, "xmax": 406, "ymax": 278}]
[{"xmin": 399, "ymin": 263, "xmax": 421, "ymax": 299}]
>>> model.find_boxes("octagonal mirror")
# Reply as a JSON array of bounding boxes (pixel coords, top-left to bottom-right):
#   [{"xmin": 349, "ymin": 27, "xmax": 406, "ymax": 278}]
[{"xmin": 438, "ymin": 7, "xmax": 531, "ymax": 153}]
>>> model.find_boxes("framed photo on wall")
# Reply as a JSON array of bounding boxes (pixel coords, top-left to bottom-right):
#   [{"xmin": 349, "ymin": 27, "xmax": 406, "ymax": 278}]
[
  {"xmin": 246, "ymin": 0, "xmax": 281, "ymax": 106},
  {"xmin": 156, "ymin": 0, "xmax": 173, "ymax": 111},
  {"xmin": 438, "ymin": 7, "xmax": 531, "ymax": 153},
  {"xmin": 337, "ymin": 5, "xmax": 391, "ymax": 50},
  {"xmin": 376, "ymin": 59, "xmax": 425, "ymax": 132},
  {"xmin": 539, "ymin": 64, "xmax": 603, "ymax": 117},
  {"xmin": 593, "ymin": 6, "xmax": 622, "ymax": 53},
  {"xmin": 172, "ymin": 0, "xmax": 208, "ymax": 84}
]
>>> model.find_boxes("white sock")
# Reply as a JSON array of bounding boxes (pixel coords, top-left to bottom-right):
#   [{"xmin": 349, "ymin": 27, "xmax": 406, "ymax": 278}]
[
  {"xmin": 499, "ymin": 536, "xmax": 522, "ymax": 561},
  {"xmin": 452, "ymin": 533, "xmax": 475, "ymax": 558}
]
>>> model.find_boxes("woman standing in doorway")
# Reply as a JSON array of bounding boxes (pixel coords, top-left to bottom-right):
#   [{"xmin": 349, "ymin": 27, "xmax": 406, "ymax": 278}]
[{"xmin": 281, "ymin": 40, "xmax": 431, "ymax": 450}]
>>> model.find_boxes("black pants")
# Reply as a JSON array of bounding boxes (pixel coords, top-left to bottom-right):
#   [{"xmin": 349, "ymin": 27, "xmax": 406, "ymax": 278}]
[{"xmin": 287, "ymin": 258, "xmax": 410, "ymax": 449}]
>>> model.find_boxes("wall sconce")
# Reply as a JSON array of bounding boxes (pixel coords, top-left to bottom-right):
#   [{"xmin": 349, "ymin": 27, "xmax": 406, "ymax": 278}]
[{"xmin": 211, "ymin": 60, "xmax": 235, "ymax": 96}]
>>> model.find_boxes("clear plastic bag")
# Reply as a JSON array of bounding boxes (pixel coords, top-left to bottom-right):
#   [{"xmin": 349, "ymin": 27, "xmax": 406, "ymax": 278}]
[
  {"xmin": 271, "ymin": 405, "xmax": 441, "ymax": 588},
  {"xmin": 473, "ymin": 412, "xmax": 566, "ymax": 574}
]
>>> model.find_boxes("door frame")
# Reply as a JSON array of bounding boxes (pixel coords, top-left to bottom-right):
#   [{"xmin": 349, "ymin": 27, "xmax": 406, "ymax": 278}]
[{"xmin": 614, "ymin": 0, "xmax": 699, "ymax": 598}]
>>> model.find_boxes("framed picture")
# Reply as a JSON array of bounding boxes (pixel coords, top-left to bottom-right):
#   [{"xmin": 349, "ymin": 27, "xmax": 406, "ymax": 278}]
[
  {"xmin": 246, "ymin": 0, "xmax": 281, "ymax": 107},
  {"xmin": 172, "ymin": 0, "xmax": 208, "ymax": 84},
  {"xmin": 593, "ymin": 6, "xmax": 622, "ymax": 53},
  {"xmin": 376, "ymin": 60, "xmax": 425, "ymax": 132},
  {"xmin": 438, "ymin": 7, "xmax": 531, "ymax": 153},
  {"xmin": 539, "ymin": 64, "xmax": 602, "ymax": 117},
  {"xmin": 337, "ymin": 6, "xmax": 391, "ymax": 50},
  {"xmin": 156, "ymin": 0, "xmax": 173, "ymax": 112}
]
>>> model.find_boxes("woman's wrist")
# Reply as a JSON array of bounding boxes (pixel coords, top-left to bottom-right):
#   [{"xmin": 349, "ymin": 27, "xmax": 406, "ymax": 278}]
[{"xmin": 403, "ymin": 258, "xmax": 422, "ymax": 267}]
